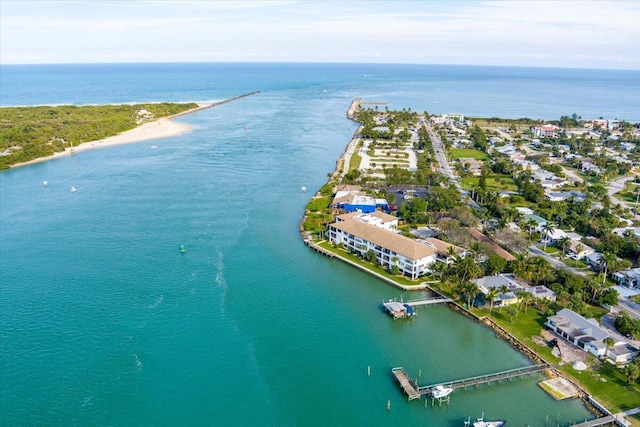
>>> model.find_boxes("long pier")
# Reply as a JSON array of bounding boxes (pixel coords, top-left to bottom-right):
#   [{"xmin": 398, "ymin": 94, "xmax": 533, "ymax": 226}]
[
  {"xmin": 393, "ymin": 364, "xmax": 552, "ymax": 400},
  {"xmin": 404, "ymin": 297, "xmax": 451, "ymax": 307}
]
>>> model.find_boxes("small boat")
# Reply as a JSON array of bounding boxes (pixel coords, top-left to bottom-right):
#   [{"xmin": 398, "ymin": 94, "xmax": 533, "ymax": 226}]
[
  {"xmin": 43, "ymin": 180, "xmax": 48, "ymax": 187},
  {"xmin": 431, "ymin": 385, "xmax": 453, "ymax": 399},
  {"xmin": 70, "ymin": 186, "xmax": 77, "ymax": 192},
  {"xmin": 180, "ymin": 244, "xmax": 186, "ymax": 253},
  {"xmin": 464, "ymin": 413, "xmax": 506, "ymax": 427}
]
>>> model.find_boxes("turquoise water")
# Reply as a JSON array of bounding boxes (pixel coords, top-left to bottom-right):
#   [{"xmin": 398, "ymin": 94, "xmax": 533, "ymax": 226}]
[{"xmin": 1, "ymin": 63, "xmax": 631, "ymax": 425}]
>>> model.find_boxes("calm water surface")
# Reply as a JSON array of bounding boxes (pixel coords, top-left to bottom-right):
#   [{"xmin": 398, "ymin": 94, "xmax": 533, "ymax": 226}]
[{"xmin": 2, "ymin": 63, "xmax": 632, "ymax": 425}]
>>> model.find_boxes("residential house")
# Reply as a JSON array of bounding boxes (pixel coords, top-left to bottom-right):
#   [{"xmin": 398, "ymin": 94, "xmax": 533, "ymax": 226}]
[
  {"xmin": 581, "ymin": 161, "xmax": 601, "ymax": 175},
  {"xmin": 612, "ymin": 227, "xmax": 640, "ymax": 238},
  {"xmin": 566, "ymin": 241, "xmax": 595, "ymax": 260},
  {"xmin": 612, "ymin": 268, "xmax": 640, "ymax": 288},
  {"xmin": 472, "ymin": 274, "xmax": 556, "ymax": 307},
  {"xmin": 584, "ymin": 252, "xmax": 604, "ymax": 270},
  {"xmin": 545, "ymin": 309, "xmax": 619, "ymax": 359},
  {"xmin": 458, "ymin": 158, "xmax": 484, "ymax": 176}
]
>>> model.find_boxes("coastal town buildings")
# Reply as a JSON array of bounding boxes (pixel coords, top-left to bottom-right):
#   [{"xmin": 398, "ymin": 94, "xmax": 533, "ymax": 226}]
[{"xmin": 327, "ymin": 215, "xmax": 465, "ymax": 279}]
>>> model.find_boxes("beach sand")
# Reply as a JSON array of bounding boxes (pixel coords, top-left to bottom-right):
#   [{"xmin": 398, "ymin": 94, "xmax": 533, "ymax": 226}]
[{"xmin": 10, "ymin": 103, "xmax": 213, "ymax": 169}]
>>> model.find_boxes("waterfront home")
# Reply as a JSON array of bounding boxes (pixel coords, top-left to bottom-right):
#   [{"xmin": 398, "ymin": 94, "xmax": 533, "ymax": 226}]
[
  {"xmin": 472, "ymin": 274, "xmax": 556, "ymax": 306},
  {"xmin": 612, "ymin": 268, "xmax": 640, "ymax": 288},
  {"xmin": 328, "ymin": 218, "xmax": 464, "ymax": 279},
  {"xmin": 545, "ymin": 308, "xmax": 616, "ymax": 359},
  {"xmin": 471, "ymin": 274, "xmax": 523, "ymax": 307}
]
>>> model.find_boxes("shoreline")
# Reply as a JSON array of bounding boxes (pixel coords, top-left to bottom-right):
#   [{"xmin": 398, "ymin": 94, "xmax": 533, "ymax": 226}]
[
  {"xmin": 9, "ymin": 91, "xmax": 262, "ymax": 169},
  {"xmin": 300, "ymin": 98, "xmax": 620, "ymax": 422}
]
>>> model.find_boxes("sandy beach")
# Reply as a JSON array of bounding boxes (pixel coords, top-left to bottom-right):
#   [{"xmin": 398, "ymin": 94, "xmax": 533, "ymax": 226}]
[{"xmin": 9, "ymin": 103, "xmax": 213, "ymax": 169}]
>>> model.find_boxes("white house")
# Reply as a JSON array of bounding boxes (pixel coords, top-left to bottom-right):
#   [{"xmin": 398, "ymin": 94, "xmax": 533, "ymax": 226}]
[
  {"xmin": 545, "ymin": 308, "xmax": 619, "ymax": 359},
  {"xmin": 612, "ymin": 268, "xmax": 640, "ymax": 288},
  {"xmin": 566, "ymin": 241, "xmax": 595, "ymax": 260}
]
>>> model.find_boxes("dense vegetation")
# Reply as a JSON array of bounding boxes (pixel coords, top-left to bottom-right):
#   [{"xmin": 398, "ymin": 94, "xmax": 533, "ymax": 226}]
[{"xmin": 0, "ymin": 103, "xmax": 198, "ymax": 169}]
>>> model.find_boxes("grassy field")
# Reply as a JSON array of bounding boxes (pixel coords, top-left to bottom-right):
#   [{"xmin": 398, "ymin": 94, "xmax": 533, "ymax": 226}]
[
  {"xmin": 460, "ymin": 174, "xmax": 518, "ymax": 192},
  {"xmin": 317, "ymin": 241, "xmax": 422, "ymax": 287},
  {"xmin": 482, "ymin": 307, "xmax": 640, "ymax": 413},
  {"xmin": 449, "ymin": 148, "xmax": 489, "ymax": 160}
]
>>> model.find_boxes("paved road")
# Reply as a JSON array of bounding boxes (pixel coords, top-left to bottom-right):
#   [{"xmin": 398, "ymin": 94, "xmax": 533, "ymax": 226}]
[
  {"xmin": 608, "ymin": 174, "xmax": 639, "ymax": 211},
  {"xmin": 426, "ymin": 123, "xmax": 480, "ymax": 210},
  {"xmin": 527, "ymin": 245, "xmax": 587, "ymax": 277}
]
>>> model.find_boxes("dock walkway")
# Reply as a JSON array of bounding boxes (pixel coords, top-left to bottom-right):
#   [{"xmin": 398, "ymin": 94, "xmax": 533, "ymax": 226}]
[
  {"xmin": 418, "ymin": 363, "xmax": 552, "ymax": 394},
  {"xmin": 391, "ymin": 367, "xmax": 421, "ymax": 400},
  {"xmin": 392, "ymin": 364, "xmax": 552, "ymax": 400},
  {"xmin": 405, "ymin": 297, "xmax": 451, "ymax": 307}
]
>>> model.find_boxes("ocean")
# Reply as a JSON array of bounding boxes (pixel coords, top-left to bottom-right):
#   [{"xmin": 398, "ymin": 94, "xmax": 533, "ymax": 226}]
[{"xmin": 1, "ymin": 63, "xmax": 637, "ymax": 426}]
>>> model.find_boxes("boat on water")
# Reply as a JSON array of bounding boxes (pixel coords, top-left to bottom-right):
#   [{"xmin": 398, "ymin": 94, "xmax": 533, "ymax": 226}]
[
  {"xmin": 464, "ymin": 413, "xmax": 506, "ymax": 427},
  {"xmin": 431, "ymin": 385, "xmax": 453, "ymax": 399},
  {"xmin": 70, "ymin": 186, "xmax": 77, "ymax": 193}
]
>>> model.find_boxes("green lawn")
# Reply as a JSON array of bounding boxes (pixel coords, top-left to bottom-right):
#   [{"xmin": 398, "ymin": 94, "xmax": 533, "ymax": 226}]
[
  {"xmin": 460, "ymin": 174, "xmax": 518, "ymax": 192},
  {"xmin": 480, "ymin": 306, "xmax": 640, "ymax": 413},
  {"xmin": 317, "ymin": 241, "xmax": 423, "ymax": 287},
  {"xmin": 450, "ymin": 148, "xmax": 489, "ymax": 160}
]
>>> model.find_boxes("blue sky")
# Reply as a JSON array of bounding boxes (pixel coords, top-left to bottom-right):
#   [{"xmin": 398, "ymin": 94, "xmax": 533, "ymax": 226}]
[{"xmin": 1, "ymin": 1, "xmax": 639, "ymax": 69}]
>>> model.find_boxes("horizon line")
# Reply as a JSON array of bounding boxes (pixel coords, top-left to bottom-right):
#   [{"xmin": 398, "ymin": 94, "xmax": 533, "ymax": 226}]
[{"xmin": 1, "ymin": 60, "xmax": 639, "ymax": 72}]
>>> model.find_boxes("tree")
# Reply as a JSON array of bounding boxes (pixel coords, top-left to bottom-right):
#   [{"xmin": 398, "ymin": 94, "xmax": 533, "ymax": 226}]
[
  {"xmin": 574, "ymin": 243, "xmax": 584, "ymax": 266},
  {"xmin": 598, "ymin": 288, "xmax": 619, "ymax": 307},
  {"xmin": 624, "ymin": 359, "xmax": 640, "ymax": 383},
  {"xmin": 602, "ymin": 337, "xmax": 615, "ymax": 360},
  {"xmin": 541, "ymin": 222, "xmax": 556, "ymax": 251},
  {"xmin": 463, "ymin": 280, "xmax": 480, "ymax": 309},
  {"xmin": 484, "ymin": 254, "xmax": 507, "ymax": 276},
  {"xmin": 516, "ymin": 290, "xmax": 534, "ymax": 313},
  {"xmin": 485, "ymin": 288, "xmax": 499, "ymax": 313},
  {"xmin": 506, "ymin": 305, "xmax": 518, "ymax": 322},
  {"xmin": 600, "ymin": 252, "xmax": 616, "ymax": 285}
]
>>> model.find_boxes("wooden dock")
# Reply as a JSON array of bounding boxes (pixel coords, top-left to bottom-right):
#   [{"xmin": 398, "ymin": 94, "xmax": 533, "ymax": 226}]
[
  {"xmin": 392, "ymin": 364, "xmax": 552, "ymax": 400},
  {"xmin": 418, "ymin": 363, "xmax": 552, "ymax": 394},
  {"xmin": 391, "ymin": 367, "xmax": 421, "ymax": 400},
  {"xmin": 405, "ymin": 296, "xmax": 451, "ymax": 307}
]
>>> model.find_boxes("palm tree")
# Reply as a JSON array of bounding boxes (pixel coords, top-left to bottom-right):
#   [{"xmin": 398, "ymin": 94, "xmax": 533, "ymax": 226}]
[
  {"xmin": 498, "ymin": 284, "xmax": 509, "ymax": 310},
  {"xmin": 603, "ymin": 337, "xmax": 615, "ymax": 361},
  {"xmin": 516, "ymin": 290, "xmax": 534, "ymax": 313},
  {"xmin": 600, "ymin": 252, "xmax": 616, "ymax": 285},
  {"xmin": 526, "ymin": 218, "xmax": 538, "ymax": 239},
  {"xmin": 541, "ymin": 222, "xmax": 556, "ymax": 251},
  {"xmin": 558, "ymin": 236, "xmax": 570, "ymax": 256},
  {"xmin": 462, "ymin": 281, "xmax": 480, "ymax": 309},
  {"xmin": 574, "ymin": 243, "xmax": 584, "ymax": 267},
  {"xmin": 485, "ymin": 288, "xmax": 499, "ymax": 313}
]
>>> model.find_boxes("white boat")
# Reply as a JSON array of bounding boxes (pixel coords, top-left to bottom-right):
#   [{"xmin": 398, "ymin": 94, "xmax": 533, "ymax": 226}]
[
  {"xmin": 431, "ymin": 385, "xmax": 453, "ymax": 399},
  {"xmin": 70, "ymin": 186, "xmax": 77, "ymax": 193},
  {"xmin": 464, "ymin": 413, "xmax": 506, "ymax": 427}
]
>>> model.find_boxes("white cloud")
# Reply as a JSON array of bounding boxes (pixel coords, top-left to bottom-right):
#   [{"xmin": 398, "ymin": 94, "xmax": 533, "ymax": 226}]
[{"xmin": 1, "ymin": 0, "xmax": 638, "ymax": 68}]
